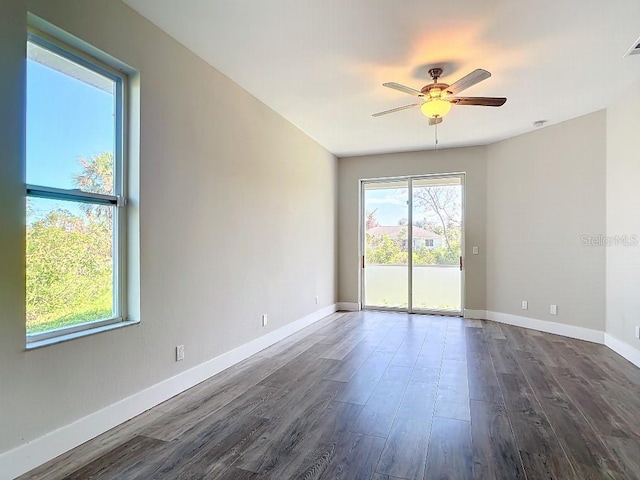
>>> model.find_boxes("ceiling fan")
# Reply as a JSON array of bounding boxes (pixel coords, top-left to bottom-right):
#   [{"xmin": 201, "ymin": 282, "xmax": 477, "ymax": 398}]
[{"xmin": 373, "ymin": 68, "xmax": 507, "ymax": 125}]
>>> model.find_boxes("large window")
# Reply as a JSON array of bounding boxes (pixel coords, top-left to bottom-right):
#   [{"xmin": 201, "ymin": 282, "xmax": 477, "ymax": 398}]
[{"xmin": 26, "ymin": 29, "xmax": 128, "ymax": 344}]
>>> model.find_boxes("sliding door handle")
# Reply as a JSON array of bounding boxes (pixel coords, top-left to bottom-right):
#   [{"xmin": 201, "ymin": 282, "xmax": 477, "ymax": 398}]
[{"xmin": 459, "ymin": 256, "xmax": 463, "ymax": 271}]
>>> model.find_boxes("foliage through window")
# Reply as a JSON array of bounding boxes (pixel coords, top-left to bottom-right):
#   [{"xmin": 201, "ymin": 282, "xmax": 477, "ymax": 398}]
[
  {"xmin": 26, "ymin": 30, "xmax": 127, "ymax": 341},
  {"xmin": 365, "ymin": 184, "xmax": 462, "ymax": 266}
]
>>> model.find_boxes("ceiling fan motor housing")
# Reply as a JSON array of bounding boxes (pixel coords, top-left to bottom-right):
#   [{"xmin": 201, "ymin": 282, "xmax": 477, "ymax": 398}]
[{"xmin": 421, "ymin": 82, "xmax": 450, "ymax": 97}]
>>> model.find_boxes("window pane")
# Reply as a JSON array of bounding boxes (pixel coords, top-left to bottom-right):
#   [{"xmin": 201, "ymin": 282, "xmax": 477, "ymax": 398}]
[
  {"xmin": 26, "ymin": 197, "xmax": 115, "ymax": 335},
  {"xmin": 26, "ymin": 40, "xmax": 116, "ymax": 194}
]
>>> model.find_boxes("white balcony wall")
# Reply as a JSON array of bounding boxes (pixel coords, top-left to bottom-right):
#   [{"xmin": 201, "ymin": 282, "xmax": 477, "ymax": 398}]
[{"xmin": 365, "ymin": 265, "xmax": 461, "ymax": 311}]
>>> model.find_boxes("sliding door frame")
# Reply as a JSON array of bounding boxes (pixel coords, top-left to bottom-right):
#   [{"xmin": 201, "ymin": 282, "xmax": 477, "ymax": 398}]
[{"xmin": 359, "ymin": 172, "xmax": 465, "ymax": 316}]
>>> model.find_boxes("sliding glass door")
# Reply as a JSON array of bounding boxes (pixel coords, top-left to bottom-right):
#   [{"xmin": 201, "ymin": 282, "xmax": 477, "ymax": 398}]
[
  {"xmin": 362, "ymin": 174, "xmax": 464, "ymax": 314},
  {"xmin": 411, "ymin": 176, "xmax": 463, "ymax": 312},
  {"xmin": 362, "ymin": 180, "xmax": 409, "ymax": 309}
]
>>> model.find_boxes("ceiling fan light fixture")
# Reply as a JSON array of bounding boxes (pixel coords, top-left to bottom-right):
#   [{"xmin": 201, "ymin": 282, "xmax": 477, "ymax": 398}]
[{"xmin": 420, "ymin": 99, "xmax": 452, "ymax": 118}]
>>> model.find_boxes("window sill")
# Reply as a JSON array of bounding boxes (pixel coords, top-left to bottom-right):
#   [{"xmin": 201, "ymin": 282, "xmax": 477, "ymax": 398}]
[{"xmin": 26, "ymin": 318, "xmax": 140, "ymax": 350}]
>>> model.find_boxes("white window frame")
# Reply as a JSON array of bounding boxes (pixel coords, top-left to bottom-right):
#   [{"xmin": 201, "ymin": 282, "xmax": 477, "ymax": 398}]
[{"xmin": 26, "ymin": 29, "xmax": 129, "ymax": 346}]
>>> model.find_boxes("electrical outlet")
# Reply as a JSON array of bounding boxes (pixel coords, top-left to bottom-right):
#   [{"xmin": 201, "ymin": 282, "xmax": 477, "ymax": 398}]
[
  {"xmin": 262, "ymin": 314, "xmax": 268, "ymax": 327},
  {"xmin": 176, "ymin": 345, "xmax": 185, "ymax": 361},
  {"xmin": 315, "ymin": 296, "xmax": 319, "ymax": 304},
  {"xmin": 635, "ymin": 326, "xmax": 640, "ymax": 339},
  {"xmin": 550, "ymin": 305, "xmax": 558, "ymax": 315},
  {"xmin": 521, "ymin": 301, "xmax": 528, "ymax": 310}
]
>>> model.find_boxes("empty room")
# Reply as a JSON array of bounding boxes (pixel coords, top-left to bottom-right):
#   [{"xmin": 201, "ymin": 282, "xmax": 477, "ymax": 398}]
[{"xmin": 2, "ymin": 0, "xmax": 640, "ymax": 479}]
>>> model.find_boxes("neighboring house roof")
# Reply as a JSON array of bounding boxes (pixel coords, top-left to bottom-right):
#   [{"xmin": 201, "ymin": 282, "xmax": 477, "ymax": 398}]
[{"xmin": 367, "ymin": 225, "xmax": 442, "ymax": 240}]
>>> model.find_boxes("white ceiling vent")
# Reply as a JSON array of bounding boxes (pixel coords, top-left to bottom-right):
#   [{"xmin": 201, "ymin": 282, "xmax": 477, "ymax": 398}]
[{"xmin": 625, "ymin": 37, "xmax": 640, "ymax": 57}]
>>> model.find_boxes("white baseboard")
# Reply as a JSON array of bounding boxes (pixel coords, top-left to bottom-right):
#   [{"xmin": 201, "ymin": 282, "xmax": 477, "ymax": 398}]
[
  {"xmin": 337, "ymin": 302, "xmax": 360, "ymax": 311},
  {"xmin": 486, "ymin": 310, "xmax": 605, "ymax": 344},
  {"xmin": 463, "ymin": 309, "xmax": 487, "ymax": 320},
  {"xmin": 605, "ymin": 333, "xmax": 640, "ymax": 368},
  {"xmin": 0, "ymin": 304, "xmax": 338, "ymax": 480}
]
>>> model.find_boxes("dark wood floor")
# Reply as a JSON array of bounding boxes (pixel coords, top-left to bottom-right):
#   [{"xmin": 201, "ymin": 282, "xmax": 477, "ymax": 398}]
[{"xmin": 20, "ymin": 311, "xmax": 640, "ymax": 480}]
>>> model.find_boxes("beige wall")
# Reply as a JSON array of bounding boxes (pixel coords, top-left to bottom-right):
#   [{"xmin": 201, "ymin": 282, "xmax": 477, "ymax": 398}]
[
  {"xmin": 0, "ymin": 0, "xmax": 337, "ymax": 455},
  {"xmin": 338, "ymin": 147, "xmax": 488, "ymax": 311},
  {"xmin": 486, "ymin": 111, "xmax": 607, "ymax": 331},
  {"xmin": 606, "ymin": 77, "xmax": 640, "ymax": 352}
]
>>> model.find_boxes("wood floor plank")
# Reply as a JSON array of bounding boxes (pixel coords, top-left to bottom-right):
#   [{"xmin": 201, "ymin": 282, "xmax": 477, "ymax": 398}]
[
  {"xmin": 17, "ymin": 408, "xmax": 167, "ymax": 480},
  {"xmin": 470, "ymin": 400, "xmax": 525, "ymax": 480},
  {"xmin": 593, "ymin": 347, "xmax": 640, "ymax": 387},
  {"xmin": 464, "ymin": 326, "xmax": 489, "ymax": 354},
  {"xmin": 463, "ymin": 319, "xmax": 484, "ymax": 328},
  {"xmin": 467, "ymin": 350, "xmax": 502, "ymax": 403},
  {"xmin": 481, "ymin": 320, "xmax": 507, "ymax": 340},
  {"xmin": 316, "ymin": 432, "xmax": 385, "ymax": 480},
  {"xmin": 125, "ymin": 384, "xmax": 279, "ymax": 477},
  {"xmin": 434, "ymin": 383, "xmax": 470, "ymax": 422},
  {"xmin": 552, "ymin": 366, "xmax": 635, "ymax": 439},
  {"xmin": 142, "ymin": 384, "xmax": 276, "ymax": 441},
  {"xmin": 592, "ymin": 378, "xmax": 640, "ymax": 427},
  {"xmin": 371, "ymin": 473, "xmax": 405, "ymax": 479},
  {"xmin": 442, "ymin": 337, "xmax": 467, "ymax": 361},
  {"xmin": 233, "ymin": 380, "xmax": 346, "ymax": 474},
  {"xmin": 264, "ymin": 400, "xmax": 364, "ymax": 479},
  {"xmin": 410, "ymin": 365, "xmax": 440, "ymax": 385},
  {"xmin": 438, "ymin": 358, "xmax": 467, "ymax": 386},
  {"xmin": 424, "ymin": 417, "xmax": 473, "ymax": 480},
  {"xmin": 600, "ymin": 436, "xmax": 640, "ymax": 480},
  {"xmin": 413, "ymin": 338, "xmax": 443, "ymax": 372},
  {"xmin": 322, "ymin": 341, "xmax": 377, "ymax": 382},
  {"xmin": 319, "ymin": 330, "xmax": 370, "ymax": 360},
  {"xmin": 516, "ymin": 353, "xmax": 624, "ymax": 479},
  {"xmin": 130, "ymin": 416, "xmax": 270, "ymax": 479},
  {"xmin": 335, "ymin": 350, "xmax": 395, "ymax": 405},
  {"xmin": 62, "ymin": 435, "xmax": 166, "ymax": 480},
  {"xmin": 375, "ymin": 382, "xmax": 437, "ymax": 480},
  {"xmin": 545, "ymin": 337, "xmax": 611, "ymax": 381},
  {"xmin": 375, "ymin": 328, "xmax": 408, "ymax": 354},
  {"xmin": 497, "ymin": 372, "xmax": 577, "ymax": 479},
  {"xmin": 258, "ymin": 346, "xmax": 337, "ymax": 388},
  {"xmin": 390, "ymin": 330, "xmax": 428, "ymax": 367},
  {"xmin": 201, "ymin": 466, "xmax": 267, "ymax": 479},
  {"xmin": 350, "ymin": 365, "xmax": 412, "ymax": 437},
  {"xmin": 486, "ymin": 338, "xmax": 521, "ymax": 375}
]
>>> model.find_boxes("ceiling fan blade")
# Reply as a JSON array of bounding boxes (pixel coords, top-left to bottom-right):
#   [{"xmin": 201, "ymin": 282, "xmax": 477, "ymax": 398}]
[
  {"xmin": 445, "ymin": 69, "xmax": 491, "ymax": 96},
  {"xmin": 383, "ymin": 82, "xmax": 424, "ymax": 97},
  {"xmin": 372, "ymin": 103, "xmax": 422, "ymax": 117},
  {"xmin": 429, "ymin": 117, "xmax": 443, "ymax": 126},
  {"xmin": 448, "ymin": 97, "xmax": 507, "ymax": 106}
]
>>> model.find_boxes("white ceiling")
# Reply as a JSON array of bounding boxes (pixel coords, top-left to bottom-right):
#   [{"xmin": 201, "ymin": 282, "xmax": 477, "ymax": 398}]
[{"xmin": 123, "ymin": 0, "xmax": 640, "ymax": 157}]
